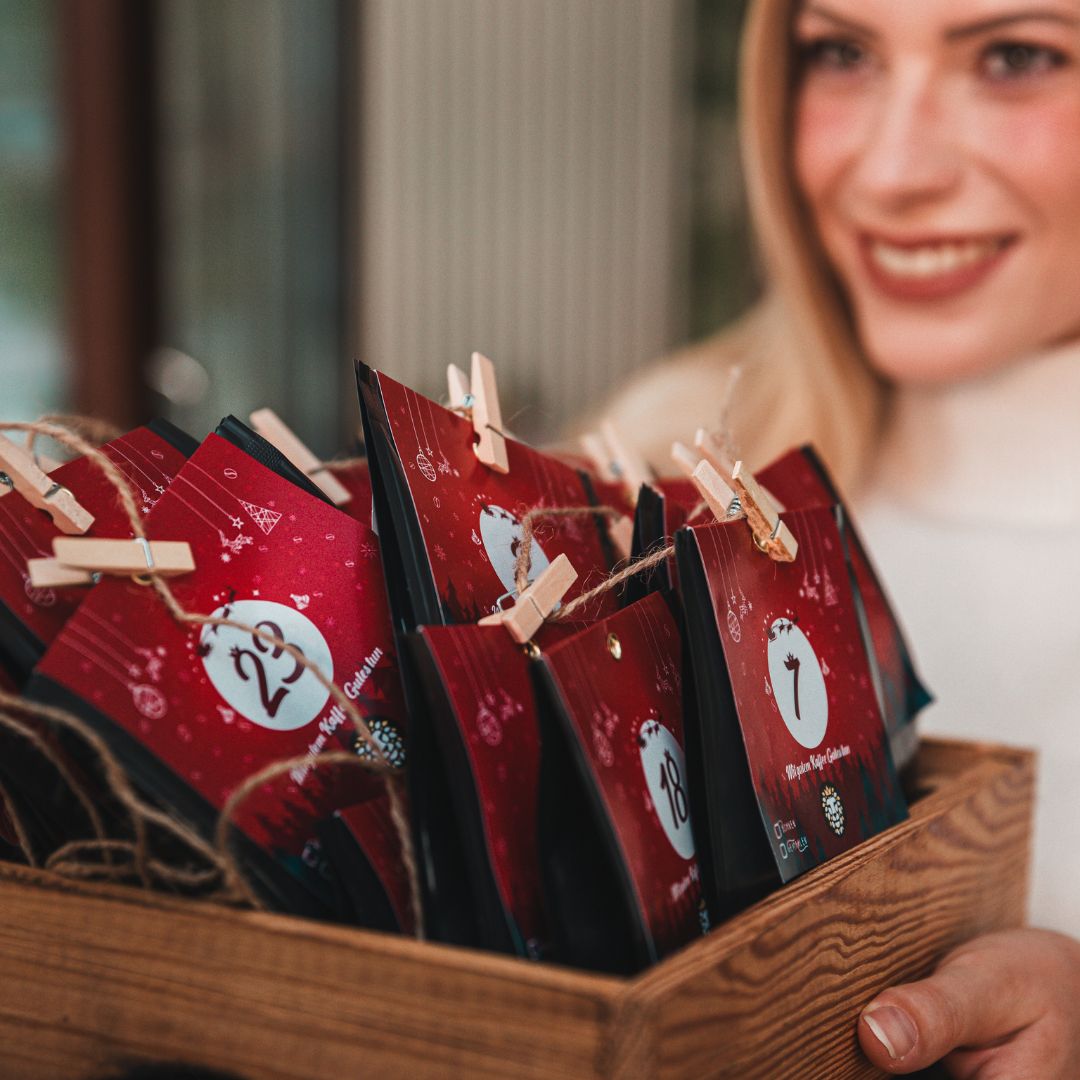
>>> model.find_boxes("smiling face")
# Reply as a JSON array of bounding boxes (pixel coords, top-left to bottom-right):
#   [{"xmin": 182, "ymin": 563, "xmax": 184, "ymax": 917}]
[{"xmin": 793, "ymin": 0, "xmax": 1080, "ymax": 382}]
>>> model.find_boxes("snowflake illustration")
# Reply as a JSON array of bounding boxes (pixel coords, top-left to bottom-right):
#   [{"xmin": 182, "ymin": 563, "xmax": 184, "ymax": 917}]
[
  {"xmin": 220, "ymin": 553, "xmax": 231, "ymax": 563},
  {"xmin": 433, "ymin": 544, "xmax": 447, "ymax": 562}
]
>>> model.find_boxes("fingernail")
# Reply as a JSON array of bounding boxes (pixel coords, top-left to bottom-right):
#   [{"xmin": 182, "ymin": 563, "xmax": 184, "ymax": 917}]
[{"xmin": 862, "ymin": 1005, "xmax": 918, "ymax": 1060}]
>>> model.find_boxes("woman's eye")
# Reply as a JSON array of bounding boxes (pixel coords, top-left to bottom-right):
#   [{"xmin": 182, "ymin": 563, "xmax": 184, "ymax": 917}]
[
  {"xmin": 799, "ymin": 37, "xmax": 868, "ymax": 73},
  {"xmin": 981, "ymin": 42, "xmax": 1067, "ymax": 80}
]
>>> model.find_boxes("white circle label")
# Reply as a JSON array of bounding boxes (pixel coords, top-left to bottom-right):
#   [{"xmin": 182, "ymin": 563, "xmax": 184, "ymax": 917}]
[
  {"xmin": 766, "ymin": 618, "xmax": 828, "ymax": 749},
  {"xmin": 639, "ymin": 720, "xmax": 695, "ymax": 860},
  {"xmin": 479, "ymin": 505, "xmax": 551, "ymax": 604},
  {"xmin": 199, "ymin": 599, "xmax": 334, "ymax": 731}
]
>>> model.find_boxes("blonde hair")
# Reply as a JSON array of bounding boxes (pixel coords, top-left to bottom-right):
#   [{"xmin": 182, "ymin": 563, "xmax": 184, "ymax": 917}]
[{"xmin": 599, "ymin": 0, "xmax": 887, "ymax": 494}]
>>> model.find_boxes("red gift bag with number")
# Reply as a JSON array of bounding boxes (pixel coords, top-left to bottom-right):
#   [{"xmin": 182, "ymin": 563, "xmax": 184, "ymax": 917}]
[
  {"xmin": 26, "ymin": 418, "xmax": 409, "ymax": 920},
  {"xmin": 676, "ymin": 506, "xmax": 908, "ymax": 918},
  {"xmin": 755, "ymin": 446, "xmax": 930, "ymax": 771},
  {"xmin": 533, "ymin": 591, "xmax": 706, "ymax": 974}
]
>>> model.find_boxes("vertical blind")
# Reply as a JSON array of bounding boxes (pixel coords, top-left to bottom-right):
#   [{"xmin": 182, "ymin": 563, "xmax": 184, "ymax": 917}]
[{"xmin": 353, "ymin": 0, "xmax": 695, "ymax": 444}]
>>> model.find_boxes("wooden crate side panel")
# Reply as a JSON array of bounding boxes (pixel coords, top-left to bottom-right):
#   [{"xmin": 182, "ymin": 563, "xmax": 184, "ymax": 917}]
[
  {"xmin": 621, "ymin": 744, "xmax": 1035, "ymax": 1079},
  {"xmin": 0, "ymin": 876, "xmax": 621, "ymax": 1080}
]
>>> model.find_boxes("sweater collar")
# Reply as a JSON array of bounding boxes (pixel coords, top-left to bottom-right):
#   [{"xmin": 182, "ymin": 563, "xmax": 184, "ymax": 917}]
[{"xmin": 862, "ymin": 339, "xmax": 1080, "ymax": 525}]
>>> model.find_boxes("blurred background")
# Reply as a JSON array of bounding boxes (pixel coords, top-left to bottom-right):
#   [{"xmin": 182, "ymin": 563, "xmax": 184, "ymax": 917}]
[{"xmin": 1, "ymin": 0, "xmax": 755, "ymax": 456}]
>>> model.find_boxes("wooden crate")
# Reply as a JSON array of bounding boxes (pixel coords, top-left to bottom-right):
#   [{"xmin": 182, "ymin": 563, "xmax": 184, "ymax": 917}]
[{"xmin": 0, "ymin": 738, "xmax": 1033, "ymax": 1080}]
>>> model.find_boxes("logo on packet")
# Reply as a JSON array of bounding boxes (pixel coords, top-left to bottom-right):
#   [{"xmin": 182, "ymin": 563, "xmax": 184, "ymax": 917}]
[{"xmin": 821, "ymin": 783, "xmax": 846, "ymax": 836}]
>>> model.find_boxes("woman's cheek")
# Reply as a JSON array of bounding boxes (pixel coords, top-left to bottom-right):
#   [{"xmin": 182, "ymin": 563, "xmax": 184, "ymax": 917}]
[
  {"xmin": 794, "ymin": 91, "xmax": 869, "ymax": 200},
  {"xmin": 968, "ymin": 97, "xmax": 1080, "ymax": 213}
]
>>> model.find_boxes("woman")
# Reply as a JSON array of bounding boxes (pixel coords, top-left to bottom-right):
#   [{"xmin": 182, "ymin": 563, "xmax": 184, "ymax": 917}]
[{"xmin": 605, "ymin": 0, "xmax": 1080, "ymax": 1074}]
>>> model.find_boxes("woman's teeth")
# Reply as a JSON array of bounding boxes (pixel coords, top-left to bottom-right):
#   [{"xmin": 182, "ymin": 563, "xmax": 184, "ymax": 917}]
[{"xmin": 869, "ymin": 238, "xmax": 1004, "ymax": 278}]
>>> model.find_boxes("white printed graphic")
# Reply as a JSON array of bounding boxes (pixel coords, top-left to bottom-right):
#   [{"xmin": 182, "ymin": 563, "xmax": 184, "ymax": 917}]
[
  {"xmin": 200, "ymin": 599, "xmax": 333, "ymax": 731},
  {"xmin": 239, "ymin": 500, "xmax": 282, "ymax": 536},
  {"xmin": 822, "ymin": 784, "xmax": 845, "ymax": 836},
  {"xmin": 767, "ymin": 618, "xmax": 828, "ymax": 749},
  {"xmin": 639, "ymin": 720, "xmax": 695, "ymax": 860},
  {"xmin": 479, "ymin": 504, "xmax": 551, "ymax": 612},
  {"xmin": 416, "ymin": 451, "xmax": 438, "ymax": 483}
]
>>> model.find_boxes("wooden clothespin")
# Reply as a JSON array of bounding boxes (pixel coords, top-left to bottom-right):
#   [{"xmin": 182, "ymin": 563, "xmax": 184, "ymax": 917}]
[
  {"xmin": 580, "ymin": 433, "xmax": 619, "ymax": 483},
  {"xmin": 0, "ymin": 448, "xmax": 60, "ymax": 499},
  {"xmin": 694, "ymin": 428, "xmax": 736, "ymax": 479},
  {"xmin": 28, "ymin": 536, "xmax": 196, "ymax": 588},
  {"xmin": 581, "ymin": 423, "xmax": 651, "ymax": 502},
  {"xmin": 731, "ymin": 461, "xmax": 798, "ymax": 562},
  {"xmin": 249, "ymin": 409, "xmax": 352, "ymax": 507},
  {"xmin": 600, "ymin": 421, "xmax": 651, "ymax": 501},
  {"xmin": 469, "ymin": 352, "xmax": 509, "ymax": 474},
  {"xmin": 670, "ymin": 441, "xmax": 701, "ymax": 479},
  {"xmin": 0, "ymin": 433, "xmax": 93, "ymax": 534},
  {"xmin": 608, "ymin": 515, "xmax": 634, "ymax": 561},
  {"xmin": 447, "ymin": 363, "xmax": 471, "ymax": 409},
  {"xmin": 690, "ymin": 461, "xmax": 738, "ymax": 521},
  {"xmin": 478, "ymin": 553, "xmax": 577, "ymax": 643}
]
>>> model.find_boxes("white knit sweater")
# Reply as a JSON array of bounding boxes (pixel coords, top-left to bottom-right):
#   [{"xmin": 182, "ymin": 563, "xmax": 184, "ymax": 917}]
[{"xmin": 855, "ymin": 341, "xmax": 1080, "ymax": 936}]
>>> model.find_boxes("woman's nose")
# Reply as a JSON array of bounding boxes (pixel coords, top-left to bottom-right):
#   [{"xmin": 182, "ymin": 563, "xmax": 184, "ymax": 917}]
[{"xmin": 851, "ymin": 66, "xmax": 962, "ymax": 213}]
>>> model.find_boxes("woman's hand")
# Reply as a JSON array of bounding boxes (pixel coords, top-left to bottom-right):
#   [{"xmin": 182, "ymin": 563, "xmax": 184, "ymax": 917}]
[{"xmin": 857, "ymin": 929, "xmax": 1080, "ymax": 1078}]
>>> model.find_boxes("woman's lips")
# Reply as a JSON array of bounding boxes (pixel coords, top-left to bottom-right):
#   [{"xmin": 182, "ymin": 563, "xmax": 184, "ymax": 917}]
[{"xmin": 857, "ymin": 233, "xmax": 1016, "ymax": 301}]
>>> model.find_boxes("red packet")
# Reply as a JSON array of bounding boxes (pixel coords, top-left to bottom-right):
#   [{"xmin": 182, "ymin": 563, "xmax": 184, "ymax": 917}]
[
  {"xmin": 409, "ymin": 621, "xmax": 578, "ymax": 956},
  {"xmin": 676, "ymin": 507, "xmax": 907, "ymax": 918},
  {"xmin": 318, "ymin": 789, "xmax": 416, "ymax": 935},
  {"xmin": 357, "ymin": 363, "xmax": 618, "ymax": 630},
  {"xmin": 358, "ymin": 364, "xmax": 621, "ymax": 939},
  {"xmin": 534, "ymin": 592, "xmax": 706, "ymax": 973},
  {"xmin": 756, "ymin": 446, "xmax": 931, "ymax": 770},
  {"xmin": 26, "ymin": 424, "xmax": 408, "ymax": 918},
  {"xmin": 325, "ymin": 459, "xmax": 375, "ymax": 527},
  {"xmin": 0, "ymin": 420, "xmax": 195, "ymax": 681}
]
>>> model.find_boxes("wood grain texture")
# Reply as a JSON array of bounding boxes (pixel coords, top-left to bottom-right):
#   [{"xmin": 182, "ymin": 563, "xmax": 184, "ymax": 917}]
[
  {"xmin": 0, "ymin": 738, "xmax": 1034, "ymax": 1079},
  {"xmin": 617, "ymin": 739, "xmax": 1036, "ymax": 1079}
]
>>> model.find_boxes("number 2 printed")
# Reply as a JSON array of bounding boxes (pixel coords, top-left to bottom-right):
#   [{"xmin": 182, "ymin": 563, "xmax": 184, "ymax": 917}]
[{"xmin": 229, "ymin": 620, "xmax": 305, "ymax": 719}]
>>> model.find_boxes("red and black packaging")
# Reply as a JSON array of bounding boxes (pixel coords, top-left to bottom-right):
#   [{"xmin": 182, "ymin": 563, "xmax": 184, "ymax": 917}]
[
  {"xmin": 357, "ymin": 363, "xmax": 620, "ymax": 940},
  {"xmin": 25, "ymin": 418, "xmax": 409, "ymax": 921},
  {"xmin": 532, "ymin": 591, "xmax": 706, "ymax": 974},
  {"xmin": 627, "ymin": 477, "xmax": 709, "ymax": 602},
  {"xmin": 325, "ymin": 458, "xmax": 376, "ymax": 528},
  {"xmin": 756, "ymin": 446, "xmax": 931, "ymax": 771},
  {"xmin": 408, "ymin": 621, "xmax": 581, "ymax": 957},
  {"xmin": 357, "ymin": 363, "xmax": 619, "ymax": 630},
  {"xmin": 318, "ymin": 789, "xmax": 416, "ymax": 935},
  {"xmin": 0, "ymin": 419, "xmax": 196, "ymax": 682},
  {"xmin": 676, "ymin": 506, "xmax": 908, "ymax": 919}
]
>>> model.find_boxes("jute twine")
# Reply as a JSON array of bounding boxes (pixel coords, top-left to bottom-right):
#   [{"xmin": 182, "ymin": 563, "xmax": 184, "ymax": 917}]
[
  {"xmin": 511, "ymin": 505, "xmax": 676, "ymax": 624},
  {"xmin": 0, "ymin": 420, "xmax": 421, "ymax": 933}
]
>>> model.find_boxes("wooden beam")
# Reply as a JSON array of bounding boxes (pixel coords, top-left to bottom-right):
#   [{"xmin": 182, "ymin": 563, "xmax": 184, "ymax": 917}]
[{"xmin": 60, "ymin": 0, "xmax": 157, "ymax": 427}]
